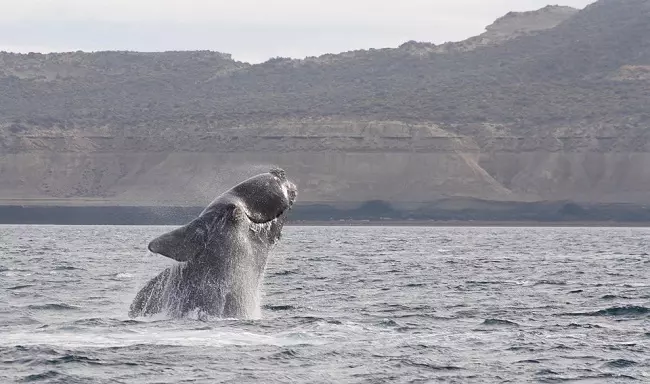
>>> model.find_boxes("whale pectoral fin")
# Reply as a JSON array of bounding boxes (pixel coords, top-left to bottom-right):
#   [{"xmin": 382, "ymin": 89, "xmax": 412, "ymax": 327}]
[{"xmin": 147, "ymin": 217, "xmax": 208, "ymax": 262}]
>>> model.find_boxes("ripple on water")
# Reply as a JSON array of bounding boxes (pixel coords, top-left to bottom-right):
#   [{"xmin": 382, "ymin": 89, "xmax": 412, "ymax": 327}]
[
  {"xmin": 69, "ymin": 318, "xmax": 143, "ymax": 327},
  {"xmin": 267, "ymin": 348, "xmax": 299, "ymax": 360},
  {"xmin": 26, "ymin": 303, "xmax": 80, "ymax": 311},
  {"xmin": 52, "ymin": 266, "xmax": 84, "ymax": 271},
  {"xmin": 397, "ymin": 358, "xmax": 463, "ymax": 371},
  {"xmin": 566, "ymin": 323, "xmax": 604, "ymax": 329},
  {"xmin": 0, "ymin": 317, "xmax": 41, "ymax": 327},
  {"xmin": 603, "ymin": 359, "xmax": 638, "ymax": 368},
  {"xmin": 1, "ymin": 225, "xmax": 650, "ymax": 383},
  {"xmin": 21, "ymin": 370, "xmax": 61, "ymax": 382},
  {"xmin": 113, "ymin": 273, "xmax": 132, "ymax": 279},
  {"xmin": 7, "ymin": 285, "xmax": 35, "ymax": 290},
  {"xmin": 537, "ymin": 373, "xmax": 640, "ymax": 382},
  {"xmin": 263, "ymin": 304, "xmax": 296, "ymax": 311},
  {"xmin": 563, "ymin": 306, "xmax": 650, "ymax": 317},
  {"xmin": 480, "ymin": 319, "xmax": 520, "ymax": 327}
]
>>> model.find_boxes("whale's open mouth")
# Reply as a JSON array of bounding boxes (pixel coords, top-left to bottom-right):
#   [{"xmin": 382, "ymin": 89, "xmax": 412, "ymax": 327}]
[
  {"xmin": 246, "ymin": 204, "xmax": 291, "ymax": 225},
  {"xmin": 241, "ymin": 173, "xmax": 296, "ymax": 225}
]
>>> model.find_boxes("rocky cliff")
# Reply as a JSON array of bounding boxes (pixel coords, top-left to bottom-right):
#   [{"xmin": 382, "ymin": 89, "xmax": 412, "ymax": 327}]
[{"xmin": 1, "ymin": 0, "xmax": 649, "ymax": 206}]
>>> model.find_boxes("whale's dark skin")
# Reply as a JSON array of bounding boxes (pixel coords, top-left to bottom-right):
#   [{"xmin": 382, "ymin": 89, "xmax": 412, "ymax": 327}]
[{"xmin": 128, "ymin": 168, "xmax": 297, "ymax": 319}]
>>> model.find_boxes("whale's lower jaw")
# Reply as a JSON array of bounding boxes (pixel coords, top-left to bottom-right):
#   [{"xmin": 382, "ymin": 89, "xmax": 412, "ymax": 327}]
[{"xmin": 244, "ymin": 196, "xmax": 295, "ymax": 225}]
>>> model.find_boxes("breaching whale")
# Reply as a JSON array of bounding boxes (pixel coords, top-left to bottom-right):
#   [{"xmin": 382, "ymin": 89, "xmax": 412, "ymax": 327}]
[{"xmin": 128, "ymin": 168, "xmax": 297, "ymax": 319}]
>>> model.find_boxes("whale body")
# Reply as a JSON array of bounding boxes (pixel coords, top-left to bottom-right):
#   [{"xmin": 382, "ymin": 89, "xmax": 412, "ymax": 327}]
[{"xmin": 128, "ymin": 168, "xmax": 297, "ymax": 319}]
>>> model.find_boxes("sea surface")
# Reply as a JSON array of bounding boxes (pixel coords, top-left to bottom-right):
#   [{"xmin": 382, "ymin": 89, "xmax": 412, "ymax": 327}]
[{"xmin": 1, "ymin": 225, "xmax": 649, "ymax": 383}]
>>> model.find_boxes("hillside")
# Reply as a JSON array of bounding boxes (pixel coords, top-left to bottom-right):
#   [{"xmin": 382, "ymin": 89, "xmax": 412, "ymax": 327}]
[{"xmin": 1, "ymin": 0, "xmax": 649, "ymax": 207}]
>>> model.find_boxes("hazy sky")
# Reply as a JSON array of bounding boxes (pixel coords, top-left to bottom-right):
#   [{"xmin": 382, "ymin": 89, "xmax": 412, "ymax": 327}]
[{"xmin": 1, "ymin": 0, "xmax": 596, "ymax": 63}]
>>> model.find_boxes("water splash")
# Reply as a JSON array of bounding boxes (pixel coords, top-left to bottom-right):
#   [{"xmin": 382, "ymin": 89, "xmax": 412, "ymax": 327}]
[{"xmin": 130, "ymin": 216, "xmax": 283, "ymax": 320}]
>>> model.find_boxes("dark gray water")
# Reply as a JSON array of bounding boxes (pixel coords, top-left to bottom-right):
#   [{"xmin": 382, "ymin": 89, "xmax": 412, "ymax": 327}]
[{"xmin": 1, "ymin": 225, "xmax": 649, "ymax": 383}]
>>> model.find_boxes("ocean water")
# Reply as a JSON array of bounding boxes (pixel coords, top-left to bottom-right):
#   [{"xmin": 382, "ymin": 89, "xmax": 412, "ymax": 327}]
[{"xmin": 0, "ymin": 225, "xmax": 649, "ymax": 383}]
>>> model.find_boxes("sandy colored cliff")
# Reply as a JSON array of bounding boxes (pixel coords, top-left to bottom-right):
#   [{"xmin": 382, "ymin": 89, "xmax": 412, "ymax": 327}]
[{"xmin": 1, "ymin": 0, "xmax": 649, "ymax": 207}]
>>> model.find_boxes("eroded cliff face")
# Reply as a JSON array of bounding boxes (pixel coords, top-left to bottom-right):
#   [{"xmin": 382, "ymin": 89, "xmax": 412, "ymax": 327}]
[
  {"xmin": 2, "ymin": 119, "xmax": 650, "ymax": 205},
  {"xmin": 1, "ymin": 0, "xmax": 649, "ymax": 206}
]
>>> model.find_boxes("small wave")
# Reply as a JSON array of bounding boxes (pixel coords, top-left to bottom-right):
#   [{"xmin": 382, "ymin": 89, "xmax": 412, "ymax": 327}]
[
  {"xmin": 20, "ymin": 370, "xmax": 60, "ymax": 382},
  {"xmin": 0, "ymin": 316, "xmax": 41, "ymax": 327},
  {"xmin": 601, "ymin": 294, "xmax": 634, "ymax": 300},
  {"xmin": 536, "ymin": 369, "xmax": 559, "ymax": 376},
  {"xmin": 294, "ymin": 316, "xmax": 342, "ymax": 325},
  {"xmin": 404, "ymin": 283, "xmax": 426, "ymax": 287},
  {"xmin": 621, "ymin": 283, "xmax": 649, "ymax": 288},
  {"xmin": 466, "ymin": 280, "xmax": 501, "ymax": 285},
  {"xmin": 378, "ymin": 319, "xmax": 400, "ymax": 327},
  {"xmin": 507, "ymin": 346, "xmax": 536, "ymax": 352},
  {"xmin": 534, "ymin": 280, "xmax": 567, "ymax": 286},
  {"xmin": 5, "ymin": 346, "xmax": 94, "ymax": 364},
  {"xmin": 191, "ymin": 326, "xmax": 213, "ymax": 331},
  {"xmin": 604, "ymin": 359, "xmax": 638, "ymax": 368},
  {"xmin": 481, "ymin": 319, "xmax": 519, "ymax": 327},
  {"xmin": 53, "ymin": 266, "xmax": 84, "ymax": 271},
  {"xmin": 267, "ymin": 349, "xmax": 299, "ymax": 360},
  {"xmin": 399, "ymin": 358, "xmax": 462, "ymax": 371},
  {"xmin": 392, "ymin": 313, "xmax": 452, "ymax": 321},
  {"xmin": 454, "ymin": 310, "xmax": 479, "ymax": 318},
  {"xmin": 114, "ymin": 273, "xmax": 133, "ymax": 278},
  {"xmin": 607, "ymin": 343, "xmax": 638, "ymax": 351},
  {"xmin": 70, "ymin": 318, "xmax": 142, "ymax": 327},
  {"xmin": 27, "ymin": 303, "xmax": 79, "ymax": 311},
  {"xmin": 380, "ymin": 303, "xmax": 413, "ymax": 311},
  {"xmin": 96, "ymin": 343, "xmax": 181, "ymax": 352},
  {"xmin": 272, "ymin": 270, "xmax": 298, "ymax": 276},
  {"xmin": 263, "ymin": 304, "xmax": 295, "ymax": 311},
  {"xmin": 7, "ymin": 284, "xmax": 34, "ymax": 290},
  {"xmin": 568, "ymin": 289, "xmax": 584, "ymax": 294},
  {"xmin": 5, "ymin": 345, "xmax": 58, "ymax": 355},
  {"xmin": 45, "ymin": 354, "xmax": 102, "ymax": 366},
  {"xmin": 567, "ymin": 323, "xmax": 603, "ymax": 329},
  {"xmin": 294, "ymin": 315, "xmax": 323, "ymax": 323},
  {"xmin": 563, "ymin": 305, "xmax": 649, "ymax": 317},
  {"xmin": 536, "ymin": 373, "xmax": 638, "ymax": 382}
]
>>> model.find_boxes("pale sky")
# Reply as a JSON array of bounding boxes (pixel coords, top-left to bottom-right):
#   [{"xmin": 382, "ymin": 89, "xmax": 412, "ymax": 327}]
[{"xmin": 0, "ymin": 0, "xmax": 596, "ymax": 63}]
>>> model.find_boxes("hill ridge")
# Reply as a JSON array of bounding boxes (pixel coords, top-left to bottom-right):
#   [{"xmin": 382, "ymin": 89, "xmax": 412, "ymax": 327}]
[{"xmin": 1, "ymin": 0, "xmax": 649, "ymax": 206}]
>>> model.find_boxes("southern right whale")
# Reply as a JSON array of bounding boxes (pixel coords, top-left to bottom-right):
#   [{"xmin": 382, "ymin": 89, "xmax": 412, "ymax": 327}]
[{"xmin": 128, "ymin": 168, "xmax": 297, "ymax": 319}]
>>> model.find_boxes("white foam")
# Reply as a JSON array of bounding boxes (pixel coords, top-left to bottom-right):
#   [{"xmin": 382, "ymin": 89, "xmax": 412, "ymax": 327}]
[
  {"xmin": 0, "ymin": 328, "xmax": 325, "ymax": 349},
  {"xmin": 115, "ymin": 273, "xmax": 133, "ymax": 278}
]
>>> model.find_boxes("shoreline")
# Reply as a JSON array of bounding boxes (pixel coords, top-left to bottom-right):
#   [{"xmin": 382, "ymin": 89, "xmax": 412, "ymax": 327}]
[
  {"xmin": 288, "ymin": 220, "xmax": 650, "ymax": 227},
  {"xmin": 1, "ymin": 220, "xmax": 648, "ymax": 228},
  {"xmin": 2, "ymin": 203, "xmax": 650, "ymax": 227}
]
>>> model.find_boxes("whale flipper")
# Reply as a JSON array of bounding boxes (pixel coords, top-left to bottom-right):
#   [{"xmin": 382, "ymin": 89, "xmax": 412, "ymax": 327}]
[{"xmin": 148, "ymin": 217, "xmax": 208, "ymax": 262}]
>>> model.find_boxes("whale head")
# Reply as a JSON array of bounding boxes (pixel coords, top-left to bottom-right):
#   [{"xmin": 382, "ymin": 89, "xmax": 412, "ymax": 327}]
[
  {"xmin": 147, "ymin": 168, "xmax": 297, "ymax": 262},
  {"xmin": 226, "ymin": 167, "xmax": 297, "ymax": 224}
]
